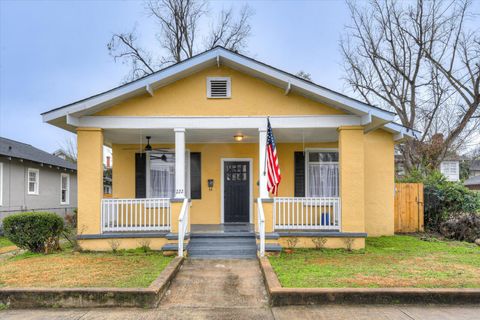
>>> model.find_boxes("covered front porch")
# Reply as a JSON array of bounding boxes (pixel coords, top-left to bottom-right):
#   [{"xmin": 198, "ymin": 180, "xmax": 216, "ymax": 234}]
[{"xmin": 76, "ymin": 115, "xmax": 392, "ymax": 254}]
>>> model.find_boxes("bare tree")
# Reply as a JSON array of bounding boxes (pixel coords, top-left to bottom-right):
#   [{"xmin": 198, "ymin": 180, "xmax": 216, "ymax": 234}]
[
  {"xmin": 58, "ymin": 137, "xmax": 77, "ymax": 163},
  {"xmin": 341, "ymin": 0, "xmax": 480, "ymax": 172},
  {"xmin": 108, "ymin": 0, "xmax": 253, "ymax": 82},
  {"xmin": 296, "ymin": 71, "xmax": 312, "ymax": 81}
]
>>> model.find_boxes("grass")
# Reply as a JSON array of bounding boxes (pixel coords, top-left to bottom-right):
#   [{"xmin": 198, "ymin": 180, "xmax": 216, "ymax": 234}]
[
  {"xmin": 0, "ymin": 247, "xmax": 173, "ymax": 288},
  {"xmin": 0, "ymin": 237, "xmax": 14, "ymax": 248},
  {"xmin": 0, "ymin": 237, "xmax": 17, "ymax": 254},
  {"xmin": 269, "ymin": 235, "xmax": 480, "ymax": 288}
]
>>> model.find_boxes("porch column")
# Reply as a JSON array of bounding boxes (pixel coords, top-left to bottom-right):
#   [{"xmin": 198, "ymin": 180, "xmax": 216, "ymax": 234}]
[
  {"xmin": 338, "ymin": 126, "xmax": 365, "ymax": 233},
  {"xmin": 258, "ymin": 128, "xmax": 269, "ymax": 198},
  {"xmin": 77, "ymin": 128, "xmax": 104, "ymax": 235},
  {"xmin": 174, "ymin": 128, "xmax": 186, "ymax": 199}
]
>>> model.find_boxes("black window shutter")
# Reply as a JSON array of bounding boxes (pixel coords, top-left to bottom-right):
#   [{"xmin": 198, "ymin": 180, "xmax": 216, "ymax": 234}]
[
  {"xmin": 135, "ymin": 153, "xmax": 146, "ymax": 198},
  {"xmin": 190, "ymin": 152, "xmax": 201, "ymax": 199},
  {"xmin": 294, "ymin": 151, "xmax": 305, "ymax": 197}
]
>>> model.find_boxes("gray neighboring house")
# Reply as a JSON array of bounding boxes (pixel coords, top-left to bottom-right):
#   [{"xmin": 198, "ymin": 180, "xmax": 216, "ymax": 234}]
[
  {"xmin": 464, "ymin": 160, "xmax": 480, "ymax": 191},
  {"xmin": 0, "ymin": 137, "xmax": 77, "ymax": 226}
]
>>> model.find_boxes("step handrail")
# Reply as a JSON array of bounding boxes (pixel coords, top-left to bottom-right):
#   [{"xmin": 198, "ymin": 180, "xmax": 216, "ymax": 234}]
[
  {"xmin": 257, "ymin": 198, "xmax": 265, "ymax": 257},
  {"xmin": 178, "ymin": 198, "xmax": 190, "ymax": 257}
]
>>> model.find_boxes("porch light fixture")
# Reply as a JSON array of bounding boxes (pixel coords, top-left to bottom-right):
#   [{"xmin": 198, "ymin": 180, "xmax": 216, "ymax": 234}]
[
  {"xmin": 145, "ymin": 136, "xmax": 152, "ymax": 151},
  {"xmin": 208, "ymin": 179, "xmax": 214, "ymax": 191},
  {"xmin": 234, "ymin": 134, "xmax": 244, "ymax": 142}
]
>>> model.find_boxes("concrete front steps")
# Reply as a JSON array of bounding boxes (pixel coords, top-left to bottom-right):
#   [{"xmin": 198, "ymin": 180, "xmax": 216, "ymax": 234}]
[{"xmin": 187, "ymin": 232, "xmax": 257, "ymax": 259}]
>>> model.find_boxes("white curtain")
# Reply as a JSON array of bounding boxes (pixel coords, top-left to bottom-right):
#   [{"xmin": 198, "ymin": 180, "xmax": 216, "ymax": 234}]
[
  {"xmin": 308, "ymin": 163, "xmax": 339, "ymax": 197},
  {"xmin": 150, "ymin": 162, "xmax": 175, "ymax": 198}
]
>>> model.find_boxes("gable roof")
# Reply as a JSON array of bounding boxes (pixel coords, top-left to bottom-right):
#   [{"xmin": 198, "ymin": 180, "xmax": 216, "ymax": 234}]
[
  {"xmin": 41, "ymin": 46, "xmax": 416, "ymax": 138},
  {"xmin": 0, "ymin": 137, "xmax": 76, "ymax": 170}
]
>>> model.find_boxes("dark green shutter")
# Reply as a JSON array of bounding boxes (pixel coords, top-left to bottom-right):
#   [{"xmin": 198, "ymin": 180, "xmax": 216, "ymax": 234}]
[
  {"xmin": 294, "ymin": 151, "xmax": 305, "ymax": 197},
  {"xmin": 135, "ymin": 153, "xmax": 146, "ymax": 198},
  {"xmin": 190, "ymin": 152, "xmax": 201, "ymax": 199}
]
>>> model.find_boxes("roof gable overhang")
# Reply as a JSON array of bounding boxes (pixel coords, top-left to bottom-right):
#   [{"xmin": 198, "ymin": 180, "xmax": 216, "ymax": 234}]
[{"xmin": 42, "ymin": 47, "xmax": 416, "ymax": 138}]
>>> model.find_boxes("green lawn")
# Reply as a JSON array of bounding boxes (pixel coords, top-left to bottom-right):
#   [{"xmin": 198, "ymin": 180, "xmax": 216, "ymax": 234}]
[
  {"xmin": 0, "ymin": 248, "xmax": 173, "ymax": 288},
  {"xmin": 0, "ymin": 237, "xmax": 14, "ymax": 248},
  {"xmin": 269, "ymin": 235, "xmax": 480, "ymax": 288}
]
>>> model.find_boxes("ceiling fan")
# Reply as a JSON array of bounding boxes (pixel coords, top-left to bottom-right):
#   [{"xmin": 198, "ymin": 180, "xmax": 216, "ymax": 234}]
[{"xmin": 121, "ymin": 136, "xmax": 173, "ymax": 161}]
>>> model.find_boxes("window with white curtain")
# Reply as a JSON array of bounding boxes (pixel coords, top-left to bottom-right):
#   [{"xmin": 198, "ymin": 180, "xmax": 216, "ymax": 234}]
[
  {"xmin": 306, "ymin": 150, "xmax": 339, "ymax": 197},
  {"xmin": 147, "ymin": 151, "xmax": 190, "ymax": 198}
]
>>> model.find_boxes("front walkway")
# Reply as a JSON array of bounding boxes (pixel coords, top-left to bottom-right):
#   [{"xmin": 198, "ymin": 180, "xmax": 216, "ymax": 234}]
[{"xmin": 1, "ymin": 259, "xmax": 479, "ymax": 319}]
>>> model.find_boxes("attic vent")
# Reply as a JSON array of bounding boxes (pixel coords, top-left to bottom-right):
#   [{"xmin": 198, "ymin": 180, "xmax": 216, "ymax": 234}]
[{"xmin": 207, "ymin": 77, "xmax": 231, "ymax": 98}]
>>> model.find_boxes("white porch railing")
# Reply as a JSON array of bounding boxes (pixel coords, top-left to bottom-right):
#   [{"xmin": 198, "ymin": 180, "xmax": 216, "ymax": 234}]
[
  {"xmin": 101, "ymin": 198, "xmax": 171, "ymax": 232},
  {"xmin": 178, "ymin": 198, "xmax": 190, "ymax": 257},
  {"xmin": 274, "ymin": 197, "xmax": 341, "ymax": 230},
  {"xmin": 257, "ymin": 198, "xmax": 265, "ymax": 257}
]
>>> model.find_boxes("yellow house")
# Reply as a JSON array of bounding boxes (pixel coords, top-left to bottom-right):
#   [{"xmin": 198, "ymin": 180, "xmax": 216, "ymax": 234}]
[{"xmin": 42, "ymin": 47, "xmax": 416, "ymax": 257}]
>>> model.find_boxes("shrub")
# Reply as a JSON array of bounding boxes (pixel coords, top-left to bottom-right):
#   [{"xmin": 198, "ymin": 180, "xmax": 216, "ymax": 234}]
[
  {"xmin": 3, "ymin": 212, "xmax": 64, "ymax": 253},
  {"xmin": 343, "ymin": 238, "xmax": 355, "ymax": 251},
  {"xmin": 286, "ymin": 237, "xmax": 298, "ymax": 249},
  {"xmin": 65, "ymin": 209, "xmax": 77, "ymax": 228},
  {"xmin": 401, "ymin": 170, "xmax": 480, "ymax": 231},
  {"xmin": 311, "ymin": 237, "xmax": 327, "ymax": 250},
  {"xmin": 440, "ymin": 213, "xmax": 480, "ymax": 243}
]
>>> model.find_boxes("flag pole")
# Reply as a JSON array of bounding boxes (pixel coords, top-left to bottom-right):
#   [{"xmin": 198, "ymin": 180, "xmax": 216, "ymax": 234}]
[{"xmin": 263, "ymin": 116, "xmax": 269, "ymax": 177}]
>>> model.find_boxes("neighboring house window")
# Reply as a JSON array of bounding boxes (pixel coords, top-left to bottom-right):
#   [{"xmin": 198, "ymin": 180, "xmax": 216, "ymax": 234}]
[
  {"xmin": 27, "ymin": 168, "xmax": 39, "ymax": 195},
  {"xmin": 305, "ymin": 150, "xmax": 339, "ymax": 197},
  {"xmin": 146, "ymin": 151, "xmax": 190, "ymax": 198},
  {"xmin": 61, "ymin": 173, "xmax": 70, "ymax": 204},
  {"xmin": 0, "ymin": 162, "xmax": 3, "ymax": 206},
  {"xmin": 440, "ymin": 161, "xmax": 459, "ymax": 181},
  {"xmin": 207, "ymin": 77, "xmax": 231, "ymax": 98}
]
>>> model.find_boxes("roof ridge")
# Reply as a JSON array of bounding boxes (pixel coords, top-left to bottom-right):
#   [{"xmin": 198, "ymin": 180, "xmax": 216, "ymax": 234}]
[{"xmin": 41, "ymin": 46, "xmax": 395, "ymax": 117}]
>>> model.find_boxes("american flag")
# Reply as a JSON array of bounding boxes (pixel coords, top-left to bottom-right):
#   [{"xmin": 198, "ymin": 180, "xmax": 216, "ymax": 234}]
[{"xmin": 266, "ymin": 118, "xmax": 281, "ymax": 195}]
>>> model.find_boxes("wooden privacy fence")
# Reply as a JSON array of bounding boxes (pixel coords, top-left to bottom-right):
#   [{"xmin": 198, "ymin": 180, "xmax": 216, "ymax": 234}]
[{"xmin": 394, "ymin": 183, "xmax": 424, "ymax": 233}]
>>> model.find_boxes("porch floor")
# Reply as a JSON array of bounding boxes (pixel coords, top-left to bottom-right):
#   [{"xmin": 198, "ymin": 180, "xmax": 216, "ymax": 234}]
[{"xmin": 190, "ymin": 223, "xmax": 254, "ymax": 234}]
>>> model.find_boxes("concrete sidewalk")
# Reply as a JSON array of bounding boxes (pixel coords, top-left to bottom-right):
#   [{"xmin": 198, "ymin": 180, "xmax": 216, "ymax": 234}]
[
  {"xmin": 2, "ymin": 304, "xmax": 479, "ymax": 319},
  {"xmin": 1, "ymin": 259, "xmax": 479, "ymax": 319}
]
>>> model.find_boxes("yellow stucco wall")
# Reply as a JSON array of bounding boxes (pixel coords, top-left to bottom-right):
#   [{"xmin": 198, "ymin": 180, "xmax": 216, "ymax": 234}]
[
  {"xmin": 95, "ymin": 66, "xmax": 345, "ymax": 117},
  {"xmin": 79, "ymin": 238, "xmax": 169, "ymax": 251},
  {"xmin": 74, "ymin": 62, "xmax": 397, "ymax": 249},
  {"xmin": 339, "ymin": 126, "xmax": 365, "ymax": 233},
  {"xmin": 77, "ymin": 128, "xmax": 103, "ymax": 235},
  {"xmin": 112, "ymin": 142, "xmax": 336, "ymax": 225},
  {"xmin": 277, "ymin": 237, "xmax": 365, "ymax": 250},
  {"xmin": 364, "ymin": 129, "xmax": 395, "ymax": 236}
]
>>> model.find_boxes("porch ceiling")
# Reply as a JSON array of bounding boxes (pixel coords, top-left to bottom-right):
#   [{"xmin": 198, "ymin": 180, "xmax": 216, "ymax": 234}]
[{"xmin": 103, "ymin": 128, "xmax": 339, "ymax": 145}]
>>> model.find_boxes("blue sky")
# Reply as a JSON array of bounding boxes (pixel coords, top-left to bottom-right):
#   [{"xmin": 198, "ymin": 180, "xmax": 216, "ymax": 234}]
[
  {"xmin": 0, "ymin": 0, "xmax": 350, "ymax": 152},
  {"xmin": 2, "ymin": 1, "xmax": 476, "ymax": 153}
]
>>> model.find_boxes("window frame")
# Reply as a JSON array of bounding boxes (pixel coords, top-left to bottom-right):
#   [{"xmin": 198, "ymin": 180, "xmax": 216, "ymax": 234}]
[
  {"xmin": 440, "ymin": 161, "xmax": 459, "ymax": 181},
  {"xmin": 60, "ymin": 173, "xmax": 70, "ymax": 205},
  {"xmin": 27, "ymin": 168, "xmax": 40, "ymax": 195},
  {"xmin": 145, "ymin": 150, "xmax": 191, "ymax": 199},
  {"xmin": 304, "ymin": 148, "xmax": 339, "ymax": 197},
  {"xmin": 206, "ymin": 77, "xmax": 231, "ymax": 99}
]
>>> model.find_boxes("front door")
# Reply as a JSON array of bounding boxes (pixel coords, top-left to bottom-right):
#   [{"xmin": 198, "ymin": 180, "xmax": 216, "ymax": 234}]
[{"xmin": 224, "ymin": 161, "xmax": 250, "ymax": 223}]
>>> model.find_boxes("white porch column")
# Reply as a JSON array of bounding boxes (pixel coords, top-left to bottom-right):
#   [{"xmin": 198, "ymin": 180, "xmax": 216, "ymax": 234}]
[
  {"xmin": 174, "ymin": 128, "xmax": 186, "ymax": 199},
  {"xmin": 259, "ymin": 128, "xmax": 269, "ymax": 198}
]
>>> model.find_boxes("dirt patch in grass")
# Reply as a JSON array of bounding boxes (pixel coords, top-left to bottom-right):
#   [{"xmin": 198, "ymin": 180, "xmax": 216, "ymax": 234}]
[
  {"xmin": 269, "ymin": 235, "xmax": 480, "ymax": 288},
  {"xmin": 0, "ymin": 246, "xmax": 17, "ymax": 254},
  {"xmin": 0, "ymin": 249, "xmax": 173, "ymax": 288}
]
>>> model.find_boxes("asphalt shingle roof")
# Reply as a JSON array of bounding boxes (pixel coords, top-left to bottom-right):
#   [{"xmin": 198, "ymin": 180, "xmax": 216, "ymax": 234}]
[
  {"xmin": 0, "ymin": 137, "xmax": 76, "ymax": 170},
  {"xmin": 464, "ymin": 175, "xmax": 480, "ymax": 186},
  {"xmin": 470, "ymin": 160, "xmax": 480, "ymax": 171}
]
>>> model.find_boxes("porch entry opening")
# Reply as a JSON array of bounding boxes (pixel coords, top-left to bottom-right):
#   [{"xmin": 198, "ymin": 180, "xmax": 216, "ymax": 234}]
[{"xmin": 223, "ymin": 161, "xmax": 250, "ymax": 223}]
